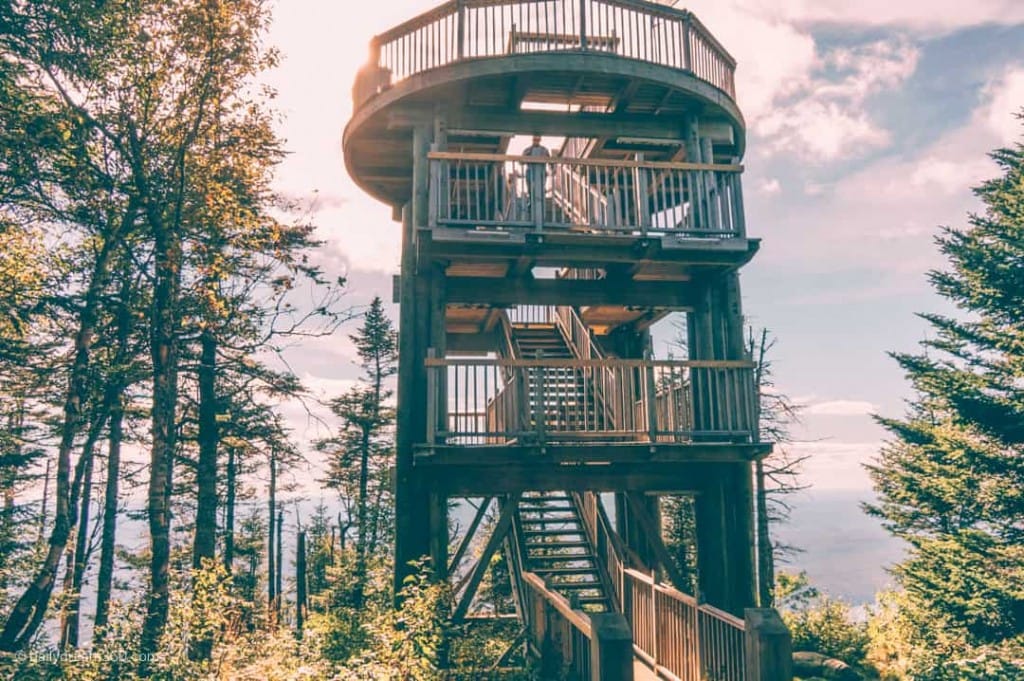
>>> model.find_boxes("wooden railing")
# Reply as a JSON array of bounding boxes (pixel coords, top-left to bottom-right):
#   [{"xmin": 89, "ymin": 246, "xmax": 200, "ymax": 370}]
[
  {"xmin": 523, "ymin": 572, "xmax": 593, "ymax": 680},
  {"xmin": 358, "ymin": 0, "xmax": 736, "ymax": 107},
  {"xmin": 576, "ymin": 492, "xmax": 628, "ymax": 607},
  {"xmin": 429, "ymin": 152, "xmax": 745, "ymax": 238},
  {"xmin": 523, "ymin": 571, "xmax": 635, "ymax": 680},
  {"xmin": 425, "ymin": 356, "xmax": 756, "ymax": 445},
  {"xmin": 624, "ymin": 568, "xmax": 746, "ymax": 681}
]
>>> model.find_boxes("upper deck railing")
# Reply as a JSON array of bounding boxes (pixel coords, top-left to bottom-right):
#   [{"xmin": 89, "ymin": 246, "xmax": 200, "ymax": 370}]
[
  {"xmin": 356, "ymin": 0, "xmax": 737, "ymax": 107},
  {"xmin": 430, "ymin": 152, "xmax": 746, "ymax": 238}
]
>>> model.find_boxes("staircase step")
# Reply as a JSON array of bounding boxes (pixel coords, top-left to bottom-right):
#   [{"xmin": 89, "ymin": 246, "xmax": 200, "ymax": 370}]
[
  {"xmin": 519, "ymin": 518, "xmax": 582, "ymax": 526},
  {"xmin": 526, "ymin": 551, "xmax": 593, "ymax": 561},
  {"xmin": 522, "ymin": 529, "xmax": 585, "ymax": 537},
  {"xmin": 520, "ymin": 501, "xmax": 577, "ymax": 507},
  {"xmin": 532, "ymin": 566, "xmax": 600, "ymax": 576},
  {"xmin": 525, "ymin": 540, "xmax": 591, "ymax": 549}
]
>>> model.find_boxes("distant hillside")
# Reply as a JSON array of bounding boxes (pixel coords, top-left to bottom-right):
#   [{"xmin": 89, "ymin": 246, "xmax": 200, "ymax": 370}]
[{"xmin": 775, "ymin": 489, "xmax": 906, "ymax": 606}]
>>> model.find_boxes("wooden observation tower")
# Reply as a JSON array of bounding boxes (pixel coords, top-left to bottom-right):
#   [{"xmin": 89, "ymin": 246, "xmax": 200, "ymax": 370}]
[{"xmin": 344, "ymin": 1, "xmax": 790, "ymax": 677}]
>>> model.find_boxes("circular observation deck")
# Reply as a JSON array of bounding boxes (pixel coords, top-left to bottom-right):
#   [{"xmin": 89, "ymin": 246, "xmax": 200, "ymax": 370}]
[{"xmin": 344, "ymin": 0, "xmax": 746, "ymax": 207}]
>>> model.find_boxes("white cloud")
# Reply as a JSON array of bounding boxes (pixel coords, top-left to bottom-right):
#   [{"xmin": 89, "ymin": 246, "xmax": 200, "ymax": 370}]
[
  {"xmin": 745, "ymin": 0, "xmax": 1024, "ymax": 33},
  {"xmin": 757, "ymin": 177, "xmax": 782, "ymax": 195},
  {"xmin": 981, "ymin": 68, "xmax": 1024, "ymax": 144},
  {"xmin": 757, "ymin": 64, "xmax": 1024, "ymax": 279},
  {"xmin": 754, "ymin": 38, "xmax": 919, "ymax": 161},
  {"xmin": 788, "ymin": 441, "xmax": 880, "ymax": 490},
  {"xmin": 804, "ymin": 399, "xmax": 879, "ymax": 416}
]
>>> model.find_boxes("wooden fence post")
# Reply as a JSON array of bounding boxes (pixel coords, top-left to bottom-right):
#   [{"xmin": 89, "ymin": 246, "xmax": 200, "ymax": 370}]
[
  {"xmin": 744, "ymin": 608, "xmax": 792, "ymax": 681},
  {"xmin": 589, "ymin": 613, "xmax": 634, "ymax": 681}
]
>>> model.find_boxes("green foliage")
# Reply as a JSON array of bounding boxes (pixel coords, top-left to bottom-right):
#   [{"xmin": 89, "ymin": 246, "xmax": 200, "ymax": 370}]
[
  {"xmin": 866, "ymin": 121, "xmax": 1024, "ymax": 676},
  {"xmin": 780, "ymin": 572, "xmax": 869, "ymax": 666}
]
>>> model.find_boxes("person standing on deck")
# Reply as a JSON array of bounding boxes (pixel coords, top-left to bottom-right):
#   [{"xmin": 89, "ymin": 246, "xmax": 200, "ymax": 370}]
[{"xmin": 524, "ymin": 135, "xmax": 550, "ymax": 225}]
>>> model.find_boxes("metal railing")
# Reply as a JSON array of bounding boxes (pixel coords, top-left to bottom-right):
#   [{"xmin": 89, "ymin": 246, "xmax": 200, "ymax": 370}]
[
  {"xmin": 429, "ymin": 152, "xmax": 745, "ymax": 238},
  {"xmin": 359, "ymin": 0, "xmax": 736, "ymax": 107},
  {"xmin": 425, "ymin": 356, "xmax": 756, "ymax": 445},
  {"xmin": 624, "ymin": 568, "xmax": 746, "ymax": 681}
]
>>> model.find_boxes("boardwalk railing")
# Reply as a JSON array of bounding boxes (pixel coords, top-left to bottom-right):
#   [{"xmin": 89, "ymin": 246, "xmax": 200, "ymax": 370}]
[
  {"xmin": 425, "ymin": 356, "xmax": 756, "ymax": 445},
  {"xmin": 357, "ymin": 0, "xmax": 736, "ymax": 107},
  {"xmin": 523, "ymin": 571, "xmax": 635, "ymax": 680},
  {"xmin": 429, "ymin": 152, "xmax": 745, "ymax": 238},
  {"xmin": 624, "ymin": 568, "xmax": 746, "ymax": 681}
]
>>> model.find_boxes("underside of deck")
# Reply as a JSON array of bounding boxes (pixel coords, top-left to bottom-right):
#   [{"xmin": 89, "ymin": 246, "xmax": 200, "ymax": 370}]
[{"xmin": 346, "ymin": 53, "xmax": 745, "ymax": 207}]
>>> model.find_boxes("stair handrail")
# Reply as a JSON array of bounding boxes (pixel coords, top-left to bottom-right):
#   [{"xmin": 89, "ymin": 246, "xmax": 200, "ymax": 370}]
[
  {"xmin": 553, "ymin": 305, "xmax": 624, "ymax": 431},
  {"xmin": 573, "ymin": 491, "xmax": 631, "ymax": 610},
  {"xmin": 550, "ymin": 161, "xmax": 612, "ymax": 229}
]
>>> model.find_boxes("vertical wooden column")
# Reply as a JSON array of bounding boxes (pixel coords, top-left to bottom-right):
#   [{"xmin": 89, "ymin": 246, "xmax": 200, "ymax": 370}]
[
  {"xmin": 589, "ymin": 613, "xmax": 635, "ymax": 681},
  {"xmin": 726, "ymin": 461, "xmax": 757, "ymax": 613},
  {"xmin": 394, "ymin": 124, "xmax": 436, "ymax": 596},
  {"xmin": 744, "ymin": 609, "xmax": 793, "ymax": 681},
  {"xmin": 694, "ymin": 472, "xmax": 727, "ymax": 607},
  {"xmin": 691, "ymin": 265, "xmax": 756, "ymax": 615}
]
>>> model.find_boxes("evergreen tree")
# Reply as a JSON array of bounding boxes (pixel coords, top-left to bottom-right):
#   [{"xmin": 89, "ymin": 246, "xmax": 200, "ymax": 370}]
[
  {"xmin": 867, "ymin": 122, "xmax": 1024, "ymax": 676},
  {"xmin": 319, "ymin": 297, "xmax": 397, "ymax": 607}
]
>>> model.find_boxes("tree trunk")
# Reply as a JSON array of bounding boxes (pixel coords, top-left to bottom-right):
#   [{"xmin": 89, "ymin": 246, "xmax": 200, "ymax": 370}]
[
  {"xmin": 60, "ymin": 409, "xmax": 106, "ymax": 649},
  {"xmin": 194, "ymin": 330, "xmax": 218, "ymax": 568},
  {"xmin": 354, "ymin": 425, "xmax": 371, "ymax": 608},
  {"xmin": 37, "ymin": 459, "xmax": 50, "ymax": 544},
  {"xmin": 275, "ymin": 506, "xmax": 283, "ymax": 619},
  {"xmin": 140, "ymin": 224, "xmax": 184, "ymax": 667},
  {"xmin": 296, "ymin": 531, "xmax": 307, "ymax": 637},
  {"xmin": 94, "ymin": 390, "xmax": 124, "ymax": 634},
  {"xmin": 755, "ymin": 459, "xmax": 774, "ymax": 608},
  {"xmin": 223, "ymin": 446, "xmax": 236, "ymax": 573},
  {"xmin": 95, "ymin": 282, "xmax": 133, "ymax": 635},
  {"xmin": 0, "ymin": 405, "xmax": 24, "ymax": 590},
  {"xmin": 0, "ymin": 222, "xmax": 127, "ymax": 652},
  {"xmin": 267, "ymin": 450, "xmax": 276, "ymax": 621}
]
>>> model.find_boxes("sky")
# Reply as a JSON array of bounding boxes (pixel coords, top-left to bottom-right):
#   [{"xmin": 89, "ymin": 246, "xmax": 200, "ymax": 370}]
[{"xmin": 260, "ymin": 1, "xmax": 1024, "ymax": 500}]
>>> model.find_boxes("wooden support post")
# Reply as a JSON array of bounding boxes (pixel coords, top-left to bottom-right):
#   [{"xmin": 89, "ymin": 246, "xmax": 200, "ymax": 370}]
[
  {"xmin": 428, "ymin": 149, "xmax": 440, "ymax": 229},
  {"xmin": 579, "ymin": 0, "xmax": 588, "ymax": 50},
  {"xmin": 453, "ymin": 492, "xmax": 523, "ymax": 620},
  {"xmin": 683, "ymin": 16, "xmax": 693, "ymax": 70},
  {"xmin": 695, "ymin": 464, "xmax": 756, "ymax": 616},
  {"xmin": 533, "ymin": 350, "xmax": 545, "ymax": 444},
  {"xmin": 589, "ymin": 613, "xmax": 634, "ymax": 681},
  {"xmin": 426, "ymin": 348, "xmax": 438, "ymax": 446},
  {"xmin": 744, "ymin": 609, "xmax": 792, "ymax": 681},
  {"xmin": 456, "ymin": 0, "xmax": 466, "ymax": 59},
  {"xmin": 430, "ymin": 491, "xmax": 448, "ymax": 581},
  {"xmin": 394, "ymin": 118, "xmax": 436, "ymax": 597},
  {"xmin": 694, "ymin": 475, "xmax": 727, "ymax": 607},
  {"xmin": 634, "ymin": 153, "xmax": 650, "ymax": 235},
  {"xmin": 726, "ymin": 461, "xmax": 757, "ymax": 613},
  {"xmin": 644, "ymin": 348, "xmax": 658, "ymax": 443}
]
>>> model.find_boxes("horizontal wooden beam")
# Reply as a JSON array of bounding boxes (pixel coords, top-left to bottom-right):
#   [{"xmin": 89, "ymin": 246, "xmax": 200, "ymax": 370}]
[
  {"xmin": 446, "ymin": 109, "xmax": 689, "ymax": 142},
  {"xmin": 446, "ymin": 276, "xmax": 697, "ymax": 308},
  {"xmin": 424, "ymin": 231, "xmax": 760, "ymax": 270},
  {"xmin": 417, "ymin": 459, "xmax": 769, "ymax": 495},
  {"xmin": 416, "ymin": 443, "xmax": 770, "ymax": 467},
  {"xmin": 446, "ymin": 330, "xmax": 500, "ymax": 353},
  {"xmin": 428, "ymin": 150, "xmax": 742, "ymax": 173}
]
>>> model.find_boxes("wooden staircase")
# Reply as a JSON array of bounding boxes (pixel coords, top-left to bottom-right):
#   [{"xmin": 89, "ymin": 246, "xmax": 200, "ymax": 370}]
[
  {"xmin": 512, "ymin": 323, "xmax": 613, "ymax": 434},
  {"xmin": 514, "ymin": 491, "xmax": 614, "ymax": 614}
]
